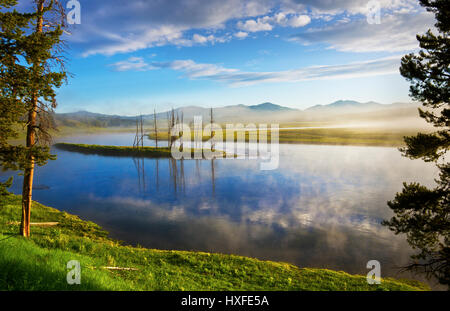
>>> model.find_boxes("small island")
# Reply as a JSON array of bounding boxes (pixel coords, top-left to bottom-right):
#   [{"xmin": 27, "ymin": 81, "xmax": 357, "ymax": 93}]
[{"xmin": 53, "ymin": 143, "xmax": 227, "ymax": 159}]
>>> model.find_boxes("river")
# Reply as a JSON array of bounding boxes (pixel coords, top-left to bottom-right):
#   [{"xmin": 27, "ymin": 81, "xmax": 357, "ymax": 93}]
[{"xmin": 0, "ymin": 132, "xmax": 441, "ymax": 288}]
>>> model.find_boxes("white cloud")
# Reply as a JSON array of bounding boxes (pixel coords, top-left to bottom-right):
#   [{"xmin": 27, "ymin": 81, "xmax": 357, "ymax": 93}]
[
  {"xmin": 288, "ymin": 15, "xmax": 311, "ymax": 27},
  {"xmin": 165, "ymin": 60, "xmax": 239, "ymax": 78},
  {"xmin": 280, "ymin": 0, "xmax": 421, "ymax": 15},
  {"xmin": 192, "ymin": 34, "xmax": 216, "ymax": 44},
  {"xmin": 83, "ymin": 25, "xmax": 189, "ymax": 56},
  {"xmin": 191, "ymin": 34, "xmax": 230, "ymax": 45},
  {"xmin": 192, "ymin": 34, "xmax": 209, "ymax": 44},
  {"xmin": 237, "ymin": 18, "xmax": 273, "ymax": 32},
  {"xmin": 290, "ymin": 11, "xmax": 435, "ymax": 52},
  {"xmin": 76, "ymin": 0, "xmax": 274, "ymax": 56},
  {"xmin": 274, "ymin": 12, "xmax": 288, "ymax": 24},
  {"xmin": 238, "ymin": 13, "xmax": 311, "ymax": 33},
  {"xmin": 148, "ymin": 56, "xmax": 401, "ymax": 86},
  {"xmin": 109, "ymin": 57, "xmax": 153, "ymax": 71},
  {"xmin": 234, "ymin": 31, "xmax": 249, "ymax": 39},
  {"xmin": 70, "ymin": 0, "xmax": 428, "ymax": 56}
]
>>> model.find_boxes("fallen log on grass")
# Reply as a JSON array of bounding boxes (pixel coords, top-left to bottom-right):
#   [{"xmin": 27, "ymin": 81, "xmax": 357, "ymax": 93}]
[
  {"xmin": 102, "ymin": 266, "xmax": 139, "ymax": 271},
  {"xmin": 7, "ymin": 221, "xmax": 59, "ymax": 227}
]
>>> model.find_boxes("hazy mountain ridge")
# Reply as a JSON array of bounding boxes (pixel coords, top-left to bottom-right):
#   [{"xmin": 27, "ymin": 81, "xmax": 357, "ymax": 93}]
[
  {"xmin": 55, "ymin": 101, "xmax": 422, "ymax": 128},
  {"xmin": 249, "ymin": 102, "xmax": 296, "ymax": 111},
  {"xmin": 306, "ymin": 100, "xmax": 383, "ymax": 112}
]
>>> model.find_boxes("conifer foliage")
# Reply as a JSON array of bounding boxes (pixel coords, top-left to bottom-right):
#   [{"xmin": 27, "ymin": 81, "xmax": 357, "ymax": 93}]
[
  {"xmin": 0, "ymin": 0, "xmax": 67, "ymax": 236},
  {"xmin": 383, "ymin": 0, "xmax": 449, "ymax": 287}
]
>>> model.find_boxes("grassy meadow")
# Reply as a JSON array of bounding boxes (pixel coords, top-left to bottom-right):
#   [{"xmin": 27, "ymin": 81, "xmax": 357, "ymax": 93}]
[
  {"xmin": 7, "ymin": 119, "xmax": 425, "ymax": 148},
  {"xmin": 53, "ymin": 143, "xmax": 229, "ymax": 158},
  {"xmin": 148, "ymin": 126, "xmax": 423, "ymax": 147},
  {"xmin": 53, "ymin": 143, "xmax": 174, "ymax": 158}
]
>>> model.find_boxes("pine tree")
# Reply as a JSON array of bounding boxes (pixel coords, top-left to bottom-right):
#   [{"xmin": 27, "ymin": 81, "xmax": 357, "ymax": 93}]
[
  {"xmin": 383, "ymin": 0, "xmax": 449, "ymax": 287},
  {"xmin": 1, "ymin": 0, "xmax": 31, "ymax": 192},
  {"xmin": 0, "ymin": 0, "xmax": 67, "ymax": 237}
]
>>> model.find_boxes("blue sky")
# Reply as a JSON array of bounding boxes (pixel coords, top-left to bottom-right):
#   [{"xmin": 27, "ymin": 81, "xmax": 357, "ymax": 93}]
[{"xmin": 24, "ymin": 0, "xmax": 437, "ymax": 115}]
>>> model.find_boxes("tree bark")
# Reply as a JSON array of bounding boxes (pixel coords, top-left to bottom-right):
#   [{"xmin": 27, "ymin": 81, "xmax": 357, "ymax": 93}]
[
  {"xmin": 20, "ymin": 106, "xmax": 37, "ymax": 237},
  {"xmin": 20, "ymin": 1, "xmax": 44, "ymax": 237}
]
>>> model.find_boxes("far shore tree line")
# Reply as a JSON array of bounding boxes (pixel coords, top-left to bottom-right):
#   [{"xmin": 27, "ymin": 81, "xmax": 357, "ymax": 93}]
[{"xmin": 0, "ymin": 0, "xmax": 448, "ymax": 288}]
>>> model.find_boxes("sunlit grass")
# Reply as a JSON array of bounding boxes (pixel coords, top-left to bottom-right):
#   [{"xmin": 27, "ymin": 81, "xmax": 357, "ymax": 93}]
[
  {"xmin": 52, "ymin": 143, "xmax": 228, "ymax": 158},
  {"xmin": 9, "ymin": 121, "xmax": 423, "ymax": 148},
  {"xmin": 53, "ymin": 143, "xmax": 173, "ymax": 158},
  {"xmin": 149, "ymin": 127, "xmax": 423, "ymax": 147}
]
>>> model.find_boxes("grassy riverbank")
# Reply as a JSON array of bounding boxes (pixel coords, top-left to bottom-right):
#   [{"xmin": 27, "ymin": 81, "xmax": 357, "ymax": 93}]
[
  {"xmin": 10, "ymin": 123, "xmax": 421, "ymax": 148},
  {"xmin": 149, "ymin": 127, "xmax": 423, "ymax": 147},
  {"xmin": 53, "ymin": 143, "xmax": 227, "ymax": 159},
  {"xmin": 0, "ymin": 193, "xmax": 429, "ymax": 291},
  {"xmin": 53, "ymin": 143, "xmax": 173, "ymax": 158}
]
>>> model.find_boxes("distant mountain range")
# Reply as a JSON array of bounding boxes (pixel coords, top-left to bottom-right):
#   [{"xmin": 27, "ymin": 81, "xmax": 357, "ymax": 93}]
[
  {"xmin": 55, "ymin": 100, "xmax": 421, "ymax": 128},
  {"xmin": 56, "ymin": 102, "xmax": 298, "ymax": 127},
  {"xmin": 305, "ymin": 100, "xmax": 415, "ymax": 112},
  {"xmin": 306, "ymin": 100, "xmax": 382, "ymax": 112},
  {"xmin": 248, "ymin": 102, "xmax": 296, "ymax": 111}
]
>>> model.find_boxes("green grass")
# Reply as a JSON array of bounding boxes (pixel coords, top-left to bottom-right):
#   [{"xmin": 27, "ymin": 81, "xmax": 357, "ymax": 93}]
[
  {"xmin": 275, "ymin": 128, "xmax": 416, "ymax": 146},
  {"xmin": 53, "ymin": 143, "xmax": 173, "ymax": 158},
  {"xmin": 53, "ymin": 143, "xmax": 227, "ymax": 159},
  {"xmin": 10, "ymin": 122, "xmax": 420, "ymax": 148},
  {"xmin": 149, "ymin": 127, "xmax": 422, "ymax": 147},
  {"xmin": 0, "ymin": 193, "xmax": 430, "ymax": 291}
]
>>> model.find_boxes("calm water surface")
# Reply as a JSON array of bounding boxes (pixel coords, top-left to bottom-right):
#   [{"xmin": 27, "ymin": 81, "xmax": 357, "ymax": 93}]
[{"xmin": 0, "ymin": 132, "xmax": 441, "ymax": 288}]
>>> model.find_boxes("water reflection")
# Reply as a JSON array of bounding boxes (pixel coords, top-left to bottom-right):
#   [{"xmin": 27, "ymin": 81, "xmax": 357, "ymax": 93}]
[
  {"xmin": 133, "ymin": 157, "xmax": 146, "ymax": 192},
  {"xmin": 0, "ymin": 132, "xmax": 442, "ymax": 288}
]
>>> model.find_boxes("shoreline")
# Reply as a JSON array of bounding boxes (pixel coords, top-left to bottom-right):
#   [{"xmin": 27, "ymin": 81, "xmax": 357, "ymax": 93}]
[
  {"xmin": 53, "ymin": 143, "xmax": 228, "ymax": 159},
  {"xmin": 9, "ymin": 126, "xmax": 421, "ymax": 148}
]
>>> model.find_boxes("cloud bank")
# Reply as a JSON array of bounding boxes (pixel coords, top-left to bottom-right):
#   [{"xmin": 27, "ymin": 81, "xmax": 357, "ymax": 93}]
[
  {"xmin": 290, "ymin": 11, "xmax": 435, "ymax": 52},
  {"xmin": 111, "ymin": 56, "xmax": 402, "ymax": 86},
  {"xmin": 52, "ymin": 0, "xmax": 431, "ymax": 56}
]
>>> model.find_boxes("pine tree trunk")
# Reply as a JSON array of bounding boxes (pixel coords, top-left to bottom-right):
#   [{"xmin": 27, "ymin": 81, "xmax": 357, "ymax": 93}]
[
  {"xmin": 20, "ymin": 1, "xmax": 43, "ymax": 237},
  {"xmin": 20, "ymin": 106, "xmax": 36, "ymax": 237}
]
